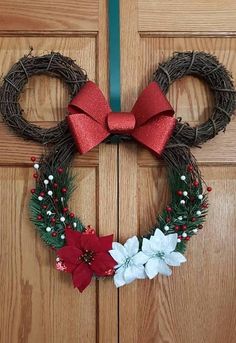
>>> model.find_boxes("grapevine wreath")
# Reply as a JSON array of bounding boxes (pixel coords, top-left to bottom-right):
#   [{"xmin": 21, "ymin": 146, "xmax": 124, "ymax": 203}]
[{"xmin": 0, "ymin": 51, "xmax": 235, "ymax": 292}]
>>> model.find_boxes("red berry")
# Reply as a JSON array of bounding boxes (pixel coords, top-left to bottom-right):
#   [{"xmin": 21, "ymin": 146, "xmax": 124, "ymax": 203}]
[
  {"xmin": 66, "ymin": 224, "xmax": 72, "ymax": 229},
  {"xmin": 177, "ymin": 190, "xmax": 183, "ymax": 196},
  {"xmin": 207, "ymin": 186, "xmax": 212, "ymax": 192},
  {"xmin": 178, "ymin": 235, "xmax": 182, "ymax": 240},
  {"xmin": 61, "ymin": 187, "xmax": 67, "ymax": 193},
  {"xmin": 42, "ymin": 205, "xmax": 47, "ymax": 209},
  {"xmin": 187, "ymin": 164, "xmax": 193, "ymax": 172},
  {"xmin": 63, "ymin": 207, "xmax": 68, "ymax": 213},
  {"xmin": 53, "ymin": 183, "xmax": 58, "ymax": 189},
  {"xmin": 57, "ymin": 167, "xmax": 64, "ymax": 174},
  {"xmin": 166, "ymin": 206, "xmax": 172, "ymax": 212},
  {"xmin": 37, "ymin": 214, "xmax": 43, "ymax": 220},
  {"xmin": 84, "ymin": 225, "xmax": 96, "ymax": 235},
  {"xmin": 190, "ymin": 196, "xmax": 195, "ymax": 202},
  {"xmin": 31, "ymin": 188, "xmax": 36, "ymax": 194},
  {"xmin": 191, "ymin": 217, "xmax": 196, "ymax": 222},
  {"xmin": 202, "ymin": 203, "xmax": 208, "ymax": 209},
  {"xmin": 69, "ymin": 212, "xmax": 75, "ymax": 218},
  {"xmin": 166, "ymin": 216, "xmax": 171, "ymax": 223},
  {"xmin": 175, "ymin": 225, "xmax": 180, "ymax": 231},
  {"xmin": 51, "ymin": 232, "xmax": 57, "ymax": 237},
  {"xmin": 40, "ymin": 192, "xmax": 45, "ymax": 197},
  {"xmin": 182, "ymin": 224, "xmax": 187, "ymax": 230},
  {"xmin": 198, "ymin": 224, "xmax": 203, "ymax": 229},
  {"xmin": 33, "ymin": 173, "xmax": 38, "ymax": 179},
  {"xmin": 31, "ymin": 156, "xmax": 36, "ymax": 162},
  {"xmin": 185, "ymin": 236, "xmax": 190, "ymax": 241},
  {"xmin": 54, "ymin": 198, "xmax": 59, "ymax": 203},
  {"xmin": 51, "ymin": 218, "xmax": 56, "ymax": 224},
  {"xmin": 193, "ymin": 180, "xmax": 199, "ymax": 187}
]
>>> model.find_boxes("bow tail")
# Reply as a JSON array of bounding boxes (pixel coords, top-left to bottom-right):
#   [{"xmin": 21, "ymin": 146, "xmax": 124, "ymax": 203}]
[
  {"xmin": 131, "ymin": 116, "xmax": 176, "ymax": 156},
  {"xmin": 67, "ymin": 113, "xmax": 110, "ymax": 154}
]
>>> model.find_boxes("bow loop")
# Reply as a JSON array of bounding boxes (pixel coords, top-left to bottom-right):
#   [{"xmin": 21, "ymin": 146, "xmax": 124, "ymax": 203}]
[
  {"xmin": 132, "ymin": 82, "xmax": 174, "ymax": 127},
  {"xmin": 68, "ymin": 81, "xmax": 111, "ymax": 126},
  {"xmin": 67, "ymin": 81, "xmax": 176, "ymax": 155}
]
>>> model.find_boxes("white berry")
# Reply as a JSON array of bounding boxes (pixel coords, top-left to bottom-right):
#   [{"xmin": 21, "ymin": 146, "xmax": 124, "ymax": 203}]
[
  {"xmin": 73, "ymin": 222, "xmax": 77, "ymax": 228},
  {"xmin": 38, "ymin": 196, "xmax": 43, "ymax": 201},
  {"xmin": 46, "ymin": 210, "xmax": 52, "ymax": 216},
  {"xmin": 60, "ymin": 217, "xmax": 65, "ymax": 222},
  {"xmin": 182, "ymin": 232, "xmax": 187, "ymax": 238},
  {"xmin": 180, "ymin": 200, "xmax": 185, "ymax": 205},
  {"xmin": 196, "ymin": 210, "xmax": 202, "ymax": 216},
  {"xmin": 193, "ymin": 228, "xmax": 198, "ymax": 234},
  {"xmin": 183, "ymin": 191, "xmax": 188, "ymax": 196},
  {"xmin": 177, "ymin": 238, "xmax": 182, "ymax": 243},
  {"xmin": 198, "ymin": 194, "xmax": 203, "ymax": 200},
  {"xmin": 164, "ymin": 225, "xmax": 169, "ymax": 231},
  {"xmin": 34, "ymin": 163, "xmax": 39, "ymax": 170},
  {"xmin": 46, "ymin": 227, "xmax": 52, "ymax": 232},
  {"xmin": 48, "ymin": 190, "xmax": 53, "ymax": 196},
  {"xmin": 60, "ymin": 234, "xmax": 65, "ymax": 240},
  {"xmin": 180, "ymin": 175, "xmax": 186, "ymax": 181},
  {"xmin": 48, "ymin": 175, "xmax": 54, "ymax": 181},
  {"xmin": 178, "ymin": 216, "xmax": 183, "ymax": 221},
  {"xmin": 44, "ymin": 179, "xmax": 49, "ymax": 185},
  {"xmin": 56, "ymin": 257, "xmax": 60, "ymax": 262}
]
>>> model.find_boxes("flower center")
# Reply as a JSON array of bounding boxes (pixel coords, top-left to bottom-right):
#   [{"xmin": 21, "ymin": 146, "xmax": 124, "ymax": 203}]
[
  {"xmin": 155, "ymin": 251, "xmax": 165, "ymax": 260},
  {"xmin": 124, "ymin": 257, "xmax": 133, "ymax": 267},
  {"xmin": 81, "ymin": 250, "xmax": 95, "ymax": 265}
]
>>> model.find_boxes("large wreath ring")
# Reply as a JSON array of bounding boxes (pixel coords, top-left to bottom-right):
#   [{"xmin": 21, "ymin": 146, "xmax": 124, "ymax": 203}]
[{"xmin": 0, "ymin": 51, "xmax": 234, "ymax": 292}]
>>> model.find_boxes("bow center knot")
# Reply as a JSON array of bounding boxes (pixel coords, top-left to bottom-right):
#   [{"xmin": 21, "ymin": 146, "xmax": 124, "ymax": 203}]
[{"xmin": 107, "ymin": 112, "xmax": 136, "ymax": 134}]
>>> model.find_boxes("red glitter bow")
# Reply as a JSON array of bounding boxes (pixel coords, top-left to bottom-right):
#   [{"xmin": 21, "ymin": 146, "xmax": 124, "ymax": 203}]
[{"xmin": 67, "ymin": 81, "xmax": 176, "ymax": 155}]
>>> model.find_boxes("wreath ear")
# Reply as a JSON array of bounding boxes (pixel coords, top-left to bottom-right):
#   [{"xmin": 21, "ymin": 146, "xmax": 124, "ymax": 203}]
[
  {"xmin": 154, "ymin": 51, "xmax": 236, "ymax": 148},
  {"xmin": 0, "ymin": 52, "xmax": 87, "ymax": 146}
]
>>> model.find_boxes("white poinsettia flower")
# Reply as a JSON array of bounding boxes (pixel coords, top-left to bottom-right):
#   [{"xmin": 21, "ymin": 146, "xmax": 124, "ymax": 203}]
[
  {"xmin": 109, "ymin": 236, "xmax": 149, "ymax": 287},
  {"xmin": 142, "ymin": 229, "xmax": 186, "ymax": 279}
]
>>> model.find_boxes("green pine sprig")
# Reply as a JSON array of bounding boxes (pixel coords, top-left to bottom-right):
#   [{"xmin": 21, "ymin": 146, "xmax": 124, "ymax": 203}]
[
  {"xmin": 143, "ymin": 164, "xmax": 209, "ymax": 254},
  {"xmin": 29, "ymin": 161, "xmax": 85, "ymax": 249}
]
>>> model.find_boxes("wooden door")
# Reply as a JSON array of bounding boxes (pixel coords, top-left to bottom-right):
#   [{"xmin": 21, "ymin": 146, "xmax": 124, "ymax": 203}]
[
  {"xmin": 119, "ymin": 1, "xmax": 236, "ymax": 343},
  {"xmin": 0, "ymin": 1, "xmax": 236, "ymax": 343},
  {"xmin": 0, "ymin": 1, "xmax": 118, "ymax": 342}
]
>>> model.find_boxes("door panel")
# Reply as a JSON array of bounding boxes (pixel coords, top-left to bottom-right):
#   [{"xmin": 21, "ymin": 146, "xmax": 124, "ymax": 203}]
[
  {"xmin": 138, "ymin": 0, "xmax": 236, "ymax": 32},
  {"xmin": 119, "ymin": 1, "xmax": 236, "ymax": 342},
  {"xmin": 0, "ymin": 1, "xmax": 118, "ymax": 343},
  {"xmin": 0, "ymin": 0, "xmax": 98, "ymax": 31}
]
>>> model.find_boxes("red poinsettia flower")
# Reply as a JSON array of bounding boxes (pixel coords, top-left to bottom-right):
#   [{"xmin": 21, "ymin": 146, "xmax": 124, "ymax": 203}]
[{"xmin": 56, "ymin": 227, "xmax": 116, "ymax": 292}]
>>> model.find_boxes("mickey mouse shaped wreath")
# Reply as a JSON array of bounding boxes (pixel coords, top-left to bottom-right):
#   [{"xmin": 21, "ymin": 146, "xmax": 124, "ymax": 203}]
[{"xmin": 0, "ymin": 51, "xmax": 235, "ymax": 292}]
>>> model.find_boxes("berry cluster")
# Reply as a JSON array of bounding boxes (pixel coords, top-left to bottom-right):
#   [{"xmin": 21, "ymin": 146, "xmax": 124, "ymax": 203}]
[
  {"xmin": 153, "ymin": 164, "xmax": 211, "ymax": 253},
  {"xmin": 29, "ymin": 156, "xmax": 84, "ymax": 248}
]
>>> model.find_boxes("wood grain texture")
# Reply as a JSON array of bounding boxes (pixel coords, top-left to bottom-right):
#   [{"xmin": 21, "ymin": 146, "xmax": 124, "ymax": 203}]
[
  {"xmin": 119, "ymin": 143, "xmax": 140, "ymax": 343},
  {"xmin": 119, "ymin": 3, "xmax": 141, "ymax": 342},
  {"xmin": 0, "ymin": 1, "xmax": 118, "ymax": 342},
  {"xmin": 119, "ymin": 2, "xmax": 236, "ymax": 343},
  {"xmin": 135, "ymin": 165, "xmax": 236, "ymax": 343},
  {"xmin": 138, "ymin": 0, "xmax": 236, "ymax": 32},
  {"xmin": 0, "ymin": 0, "xmax": 98, "ymax": 31},
  {"xmin": 0, "ymin": 121, "xmax": 99, "ymax": 166},
  {"xmin": 1, "ymin": 0, "xmax": 236, "ymax": 342},
  {"xmin": 0, "ymin": 167, "xmax": 97, "ymax": 343},
  {"xmin": 120, "ymin": 0, "xmax": 140, "ymax": 110},
  {"xmin": 98, "ymin": 144, "xmax": 118, "ymax": 343}
]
